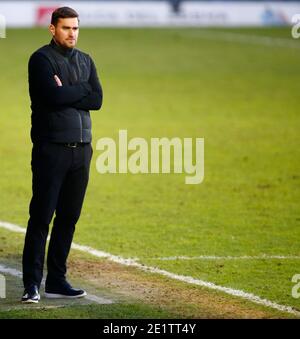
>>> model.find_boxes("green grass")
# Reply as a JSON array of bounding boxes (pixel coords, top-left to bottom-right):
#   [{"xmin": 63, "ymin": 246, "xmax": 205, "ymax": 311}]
[
  {"xmin": 0, "ymin": 304, "xmax": 171, "ymax": 319},
  {"xmin": 0, "ymin": 27, "xmax": 300, "ymax": 317}
]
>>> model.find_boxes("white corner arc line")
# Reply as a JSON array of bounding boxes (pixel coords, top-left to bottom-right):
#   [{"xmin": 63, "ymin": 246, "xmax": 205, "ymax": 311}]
[{"xmin": 0, "ymin": 220, "xmax": 299, "ymax": 316}]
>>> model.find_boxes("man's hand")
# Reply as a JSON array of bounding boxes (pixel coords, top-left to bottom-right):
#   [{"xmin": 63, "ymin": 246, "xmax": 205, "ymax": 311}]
[{"xmin": 54, "ymin": 75, "xmax": 62, "ymax": 87}]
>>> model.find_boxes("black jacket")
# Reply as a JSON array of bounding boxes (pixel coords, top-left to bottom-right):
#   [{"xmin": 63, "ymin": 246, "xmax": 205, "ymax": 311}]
[{"xmin": 28, "ymin": 39, "xmax": 103, "ymax": 143}]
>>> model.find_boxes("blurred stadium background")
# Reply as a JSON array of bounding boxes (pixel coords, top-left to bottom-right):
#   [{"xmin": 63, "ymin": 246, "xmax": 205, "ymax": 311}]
[{"xmin": 1, "ymin": 0, "xmax": 300, "ymax": 28}]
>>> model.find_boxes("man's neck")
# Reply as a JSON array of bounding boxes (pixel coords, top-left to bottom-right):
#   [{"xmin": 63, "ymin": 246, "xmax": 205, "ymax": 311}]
[{"xmin": 50, "ymin": 38, "xmax": 74, "ymax": 57}]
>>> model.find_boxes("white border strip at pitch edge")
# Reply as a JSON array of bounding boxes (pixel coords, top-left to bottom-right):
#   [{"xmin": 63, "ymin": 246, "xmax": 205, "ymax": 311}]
[
  {"xmin": 0, "ymin": 220, "xmax": 299, "ymax": 316},
  {"xmin": 0, "ymin": 262, "xmax": 113, "ymax": 305}
]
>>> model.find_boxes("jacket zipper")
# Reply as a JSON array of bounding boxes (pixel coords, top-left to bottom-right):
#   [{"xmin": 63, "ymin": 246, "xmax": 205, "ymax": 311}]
[
  {"xmin": 78, "ymin": 112, "xmax": 83, "ymax": 142},
  {"xmin": 67, "ymin": 54, "xmax": 82, "ymax": 142}
]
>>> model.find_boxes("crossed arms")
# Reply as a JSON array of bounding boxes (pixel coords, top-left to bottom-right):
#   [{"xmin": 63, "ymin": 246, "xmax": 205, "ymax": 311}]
[{"xmin": 29, "ymin": 52, "xmax": 103, "ymax": 111}]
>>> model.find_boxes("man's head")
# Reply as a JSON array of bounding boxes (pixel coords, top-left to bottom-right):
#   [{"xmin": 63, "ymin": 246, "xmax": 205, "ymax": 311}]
[{"xmin": 49, "ymin": 7, "xmax": 79, "ymax": 49}]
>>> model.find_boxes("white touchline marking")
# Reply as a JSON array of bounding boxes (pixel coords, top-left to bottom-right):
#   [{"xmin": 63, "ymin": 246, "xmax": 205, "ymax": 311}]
[
  {"xmin": 0, "ymin": 263, "xmax": 114, "ymax": 305},
  {"xmin": 187, "ymin": 30, "xmax": 300, "ymax": 49},
  {"xmin": 71, "ymin": 243, "xmax": 139, "ymax": 265},
  {"xmin": 0, "ymin": 264, "xmax": 23, "ymax": 278},
  {"xmin": 147, "ymin": 255, "xmax": 300, "ymax": 261},
  {"xmin": 0, "ymin": 221, "xmax": 26, "ymax": 233},
  {"xmin": 0, "ymin": 220, "xmax": 299, "ymax": 316},
  {"xmin": 84, "ymin": 293, "xmax": 114, "ymax": 305}
]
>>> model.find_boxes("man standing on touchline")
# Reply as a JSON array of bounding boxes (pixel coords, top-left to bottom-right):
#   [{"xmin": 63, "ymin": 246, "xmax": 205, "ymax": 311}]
[{"xmin": 22, "ymin": 7, "xmax": 103, "ymax": 303}]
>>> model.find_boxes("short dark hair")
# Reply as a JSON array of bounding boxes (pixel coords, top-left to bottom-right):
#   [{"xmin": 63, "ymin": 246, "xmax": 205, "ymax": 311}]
[{"xmin": 51, "ymin": 7, "xmax": 79, "ymax": 26}]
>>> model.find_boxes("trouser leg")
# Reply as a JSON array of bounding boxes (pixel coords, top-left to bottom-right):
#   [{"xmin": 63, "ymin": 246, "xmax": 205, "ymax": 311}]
[
  {"xmin": 22, "ymin": 143, "xmax": 70, "ymax": 288},
  {"xmin": 46, "ymin": 144, "xmax": 92, "ymax": 286}
]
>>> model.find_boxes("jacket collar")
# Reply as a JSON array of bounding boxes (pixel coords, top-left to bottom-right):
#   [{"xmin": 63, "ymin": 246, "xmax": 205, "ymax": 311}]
[{"xmin": 50, "ymin": 38, "xmax": 74, "ymax": 58}]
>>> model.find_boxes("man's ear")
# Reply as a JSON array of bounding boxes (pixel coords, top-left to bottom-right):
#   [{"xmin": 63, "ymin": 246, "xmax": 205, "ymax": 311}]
[{"xmin": 49, "ymin": 24, "xmax": 55, "ymax": 37}]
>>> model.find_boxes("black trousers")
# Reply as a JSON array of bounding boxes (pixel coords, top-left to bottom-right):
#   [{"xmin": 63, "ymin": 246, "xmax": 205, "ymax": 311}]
[{"xmin": 22, "ymin": 142, "xmax": 92, "ymax": 288}]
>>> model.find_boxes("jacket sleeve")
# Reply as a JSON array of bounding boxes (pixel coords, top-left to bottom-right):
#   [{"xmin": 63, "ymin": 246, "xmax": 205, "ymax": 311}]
[
  {"xmin": 71, "ymin": 57, "xmax": 103, "ymax": 111},
  {"xmin": 29, "ymin": 52, "xmax": 92, "ymax": 107}
]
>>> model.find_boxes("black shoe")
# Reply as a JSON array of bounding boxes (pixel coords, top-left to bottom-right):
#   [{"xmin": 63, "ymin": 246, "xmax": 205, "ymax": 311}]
[
  {"xmin": 45, "ymin": 281, "xmax": 87, "ymax": 299},
  {"xmin": 21, "ymin": 285, "xmax": 40, "ymax": 303}
]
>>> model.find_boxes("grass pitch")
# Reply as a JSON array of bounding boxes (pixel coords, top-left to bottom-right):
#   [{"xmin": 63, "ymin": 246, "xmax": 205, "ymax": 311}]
[{"xmin": 0, "ymin": 27, "xmax": 299, "ymax": 318}]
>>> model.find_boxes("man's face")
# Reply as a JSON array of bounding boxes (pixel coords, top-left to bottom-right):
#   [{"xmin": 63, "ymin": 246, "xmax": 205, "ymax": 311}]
[{"xmin": 49, "ymin": 17, "xmax": 79, "ymax": 49}]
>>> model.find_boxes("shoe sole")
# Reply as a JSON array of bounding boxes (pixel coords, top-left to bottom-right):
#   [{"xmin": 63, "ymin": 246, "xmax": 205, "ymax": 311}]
[
  {"xmin": 44, "ymin": 291, "xmax": 87, "ymax": 299},
  {"xmin": 21, "ymin": 296, "xmax": 40, "ymax": 304},
  {"xmin": 21, "ymin": 299, "xmax": 39, "ymax": 303}
]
